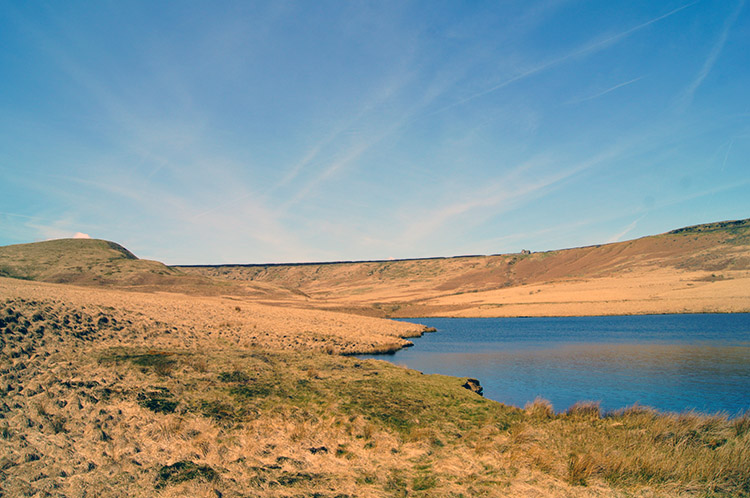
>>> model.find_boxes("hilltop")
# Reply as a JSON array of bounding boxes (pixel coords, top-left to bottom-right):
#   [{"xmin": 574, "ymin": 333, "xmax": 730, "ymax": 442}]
[
  {"xmin": 0, "ymin": 238, "xmax": 298, "ymax": 299},
  {"xmin": 178, "ymin": 218, "xmax": 750, "ymax": 317},
  {"xmin": 0, "ymin": 238, "xmax": 167, "ymax": 284}
]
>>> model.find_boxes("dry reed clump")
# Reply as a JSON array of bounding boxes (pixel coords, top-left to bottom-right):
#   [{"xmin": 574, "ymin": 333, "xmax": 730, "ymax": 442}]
[
  {"xmin": 566, "ymin": 401, "xmax": 601, "ymax": 419},
  {"xmin": 732, "ymin": 411, "xmax": 750, "ymax": 437},
  {"xmin": 566, "ymin": 452, "xmax": 598, "ymax": 486},
  {"xmin": 524, "ymin": 397, "xmax": 554, "ymax": 419},
  {"xmin": 530, "ymin": 405, "xmax": 750, "ymax": 495}
]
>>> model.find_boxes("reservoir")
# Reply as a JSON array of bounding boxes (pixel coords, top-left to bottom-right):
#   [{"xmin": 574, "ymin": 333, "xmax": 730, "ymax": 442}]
[{"xmin": 358, "ymin": 314, "xmax": 750, "ymax": 415}]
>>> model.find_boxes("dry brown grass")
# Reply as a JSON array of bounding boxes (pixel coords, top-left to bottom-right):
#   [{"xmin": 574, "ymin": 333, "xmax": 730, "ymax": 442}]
[
  {"xmin": 1, "ymin": 273, "xmax": 749, "ymax": 497},
  {"xmin": 525, "ymin": 398, "xmax": 555, "ymax": 420},
  {"xmin": 176, "ymin": 221, "xmax": 750, "ymax": 319},
  {"xmin": 0, "ymin": 277, "xmax": 427, "ymax": 355},
  {"xmin": 566, "ymin": 401, "xmax": 602, "ymax": 419}
]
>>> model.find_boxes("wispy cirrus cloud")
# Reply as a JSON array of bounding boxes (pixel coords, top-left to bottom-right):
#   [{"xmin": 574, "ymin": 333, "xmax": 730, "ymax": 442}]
[
  {"xmin": 398, "ymin": 145, "xmax": 629, "ymax": 246},
  {"xmin": 272, "ymin": 66, "xmax": 466, "ymax": 212},
  {"xmin": 0, "ymin": 212, "xmax": 90, "ymax": 243},
  {"xmin": 428, "ymin": 1, "xmax": 700, "ymax": 115},
  {"xmin": 279, "ymin": 116, "xmax": 411, "ymax": 212},
  {"xmin": 677, "ymin": 0, "xmax": 745, "ymax": 110},
  {"xmin": 607, "ymin": 215, "xmax": 646, "ymax": 243},
  {"xmin": 720, "ymin": 139, "xmax": 734, "ymax": 171},
  {"xmin": 566, "ymin": 76, "xmax": 644, "ymax": 105}
]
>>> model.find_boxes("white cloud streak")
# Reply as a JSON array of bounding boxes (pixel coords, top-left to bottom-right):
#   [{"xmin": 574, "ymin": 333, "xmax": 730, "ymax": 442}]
[
  {"xmin": 606, "ymin": 215, "xmax": 645, "ymax": 243},
  {"xmin": 567, "ymin": 76, "xmax": 644, "ymax": 105},
  {"xmin": 678, "ymin": 0, "xmax": 745, "ymax": 110},
  {"xmin": 399, "ymin": 145, "xmax": 628, "ymax": 245},
  {"xmin": 279, "ymin": 119, "xmax": 407, "ymax": 212},
  {"xmin": 273, "ymin": 66, "xmax": 464, "ymax": 211},
  {"xmin": 720, "ymin": 139, "xmax": 734, "ymax": 171},
  {"xmin": 429, "ymin": 1, "xmax": 700, "ymax": 115}
]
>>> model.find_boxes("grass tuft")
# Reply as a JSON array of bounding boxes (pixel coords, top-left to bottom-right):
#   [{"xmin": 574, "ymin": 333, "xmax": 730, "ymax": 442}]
[
  {"xmin": 567, "ymin": 452, "xmax": 596, "ymax": 486},
  {"xmin": 140, "ymin": 396, "xmax": 177, "ymax": 414},
  {"xmin": 525, "ymin": 397, "xmax": 554, "ymax": 419},
  {"xmin": 154, "ymin": 461, "xmax": 218, "ymax": 489},
  {"xmin": 218, "ymin": 370, "xmax": 250, "ymax": 383},
  {"xmin": 566, "ymin": 401, "xmax": 601, "ymax": 419},
  {"xmin": 732, "ymin": 411, "xmax": 750, "ymax": 436}
]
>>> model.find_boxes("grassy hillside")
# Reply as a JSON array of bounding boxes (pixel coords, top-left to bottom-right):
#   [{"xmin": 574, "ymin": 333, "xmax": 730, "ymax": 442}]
[
  {"xmin": 0, "ymin": 239, "xmax": 295, "ymax": 298},
  {"xmin": 178, "ymin": 218, "xmax": 750, "ymax": 317},
  {"xmin": 0, "ymin": 239, "xmax": 171, "ymax": 284},
  {"xmin": 180, "ymin": 218, "xmax": 750, "ymax": 290},
  {"xmin": 2, "ymin": 278, "xmax": 748, "ymax": 497}
]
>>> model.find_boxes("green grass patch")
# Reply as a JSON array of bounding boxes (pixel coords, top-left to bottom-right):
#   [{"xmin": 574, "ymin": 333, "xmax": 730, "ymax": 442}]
[
  {"xmin": 200, "ymin": 400, "xmax": 239, "ymax": 422},
  {"xmin": 219, "ymin": 370, "xmax": 250, "ymax": 383},
  {"xmin": 230, "ymin": 383, "xmax": 273, "ymax": 399},
  {"xmin": 139, "ymin": 396, "xmax": 177, "ymax": 414},
  {"xmin": 99, "ymin": 349, "xmax": 178, "ymax": 376},
  {"xmin": 154, "ymin": 461, "xmax": 218, "ymax": 488}
]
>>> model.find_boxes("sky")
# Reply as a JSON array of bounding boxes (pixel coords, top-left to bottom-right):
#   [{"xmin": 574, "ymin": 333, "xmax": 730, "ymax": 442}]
[{"xmin": 1, "ymin": 0, "xmax": 748, "ymax": 264}]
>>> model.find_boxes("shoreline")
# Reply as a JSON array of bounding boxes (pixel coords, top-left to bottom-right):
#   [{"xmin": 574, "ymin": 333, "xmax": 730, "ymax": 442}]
[
  {"xmin": 374, "ymin": 314, "xmax": 750, "ymax": 418},
  {"xmin": 395, "ymin": 310, "xmax": 750, "ymax": 319}
]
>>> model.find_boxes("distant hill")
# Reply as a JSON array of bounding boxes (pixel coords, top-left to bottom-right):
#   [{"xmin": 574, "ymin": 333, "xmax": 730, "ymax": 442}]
[
  {"xmin": 0, "ymin": 239, "xmax": 171, "ymax": 284},
  {"xmin": 179, "ymin": 217, "xmax": 750, "ymax": 290},
  {"xmin": 178, "ymin": 218, "xmax": 750, "ymax": 317},
  {"xmin": 0, "ymin": 238, "xmax": 294, "ymax": 298},
  {"xmin": 2, "ymin": 218, "xmax": 748, "ymax": 316}
]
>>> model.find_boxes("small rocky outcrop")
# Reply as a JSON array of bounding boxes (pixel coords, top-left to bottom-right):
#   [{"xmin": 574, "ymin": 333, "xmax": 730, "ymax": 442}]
[{"xmin": 462, "ymin": 378, "xmax": 483, "ymax": 396}]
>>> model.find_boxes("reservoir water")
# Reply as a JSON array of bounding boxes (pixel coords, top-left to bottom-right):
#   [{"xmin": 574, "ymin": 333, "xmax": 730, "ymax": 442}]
[{"xmin": 358, "ymin": 314, "xmax": 750, "ymax": 415}]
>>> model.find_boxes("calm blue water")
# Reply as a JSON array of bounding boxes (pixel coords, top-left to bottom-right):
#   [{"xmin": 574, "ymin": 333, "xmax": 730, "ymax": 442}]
[{"xmin": 358, "ymin": 314, "xmax": 750, "ymax": 415}]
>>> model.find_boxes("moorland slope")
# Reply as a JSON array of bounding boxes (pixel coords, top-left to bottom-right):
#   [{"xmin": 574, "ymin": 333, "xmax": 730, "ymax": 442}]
[{"xmin": 179, "ymin": 218, "xmax": 750, "ymax": 317}]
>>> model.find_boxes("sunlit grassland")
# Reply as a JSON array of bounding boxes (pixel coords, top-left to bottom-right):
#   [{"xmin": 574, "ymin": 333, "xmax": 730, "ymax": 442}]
[{"xmin": 2, "ymin": 295, "xmax": 749, "ymax": 497}]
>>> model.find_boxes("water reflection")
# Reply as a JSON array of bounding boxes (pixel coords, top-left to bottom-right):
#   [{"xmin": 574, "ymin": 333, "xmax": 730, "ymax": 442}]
[{"xmin": 358, "ymin": 315, "xmax": 750, "ymax": 415}]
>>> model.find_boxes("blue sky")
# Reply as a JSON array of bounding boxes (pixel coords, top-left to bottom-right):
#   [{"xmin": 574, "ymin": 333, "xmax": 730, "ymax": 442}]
[{"xmin": 1, "ymin": 1, "xmax": 748, "ymax": 264}]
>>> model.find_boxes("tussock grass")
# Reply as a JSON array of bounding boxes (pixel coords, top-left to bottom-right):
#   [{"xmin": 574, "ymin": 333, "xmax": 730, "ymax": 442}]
[
  {"xmin": 566, "ymin": 401, "xmax": 602, "ymax": 419},
  {"xmin": 155, "ymin": 461, "xmax": 218, "ymax": 489},
  {"xmin": 524, "ymin": 406, "xmax": 750, "ymax": 495},
  {"xmin": 525, "ymin": 397, "xmax": 554, "ymax": 420}
]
